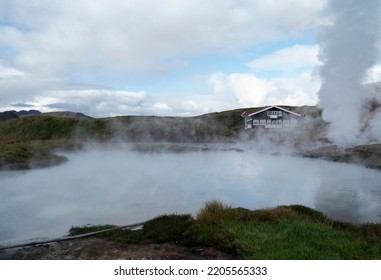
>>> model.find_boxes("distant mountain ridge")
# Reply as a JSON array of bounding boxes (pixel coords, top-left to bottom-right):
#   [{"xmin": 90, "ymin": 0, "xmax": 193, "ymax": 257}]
[
  {"xmin": 0, "ymin": 111, "xmax": 19, "ymax": 122},
  {"xmin": 41, "ymin": 111, "xmax": 92, "ymax": 119},
  {"xmin": 0, "ymin": 110, "xmax": 92, "ymax": 122},
  {"xmin": 0, "ymin": 110, "xmax": 40, "ymax": 122},
  {"xmin": 15, "ymin": 110, "xmax": 42, "ymax": 117}
]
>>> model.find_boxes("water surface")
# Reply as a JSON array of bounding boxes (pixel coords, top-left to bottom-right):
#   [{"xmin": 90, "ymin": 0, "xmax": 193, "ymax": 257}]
[{"xmin": 1, "ymin": 146, "xmax": 381, "ymax": 244}]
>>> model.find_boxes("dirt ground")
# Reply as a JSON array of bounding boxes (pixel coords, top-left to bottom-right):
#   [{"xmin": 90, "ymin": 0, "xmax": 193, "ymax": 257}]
[{"xmin": 1, "ymin": 238, "xmax": 233, "ymax": 260}]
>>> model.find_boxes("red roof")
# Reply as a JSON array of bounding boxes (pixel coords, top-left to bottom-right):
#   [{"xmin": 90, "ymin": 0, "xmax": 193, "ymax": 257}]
[
  {"xmin": 241, "ymin": 111, "xmax": 252, "ymax": 117},
  {"xmin": 241, "ymin": 106, "xmax": 302, "ymax": 118}
]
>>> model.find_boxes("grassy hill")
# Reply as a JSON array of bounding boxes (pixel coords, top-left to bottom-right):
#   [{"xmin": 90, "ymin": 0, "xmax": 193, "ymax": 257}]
[
  {"xmin": 0, "ymin": 105, "xmax": 321, "ymax": 170},
  {"xmin": 0, "ymin": 116, "xmax": 111, "ymax": 170},
  {"xmin": 0, "ymin": 112, "xmax": 241, "ymax": 144},
  {"xmin": 0, "ymin": 116, "xmax": 111, "ymax": 143},
  {"xmin": 0, "ymin": 105, "xmax": 322, "ymax": 142}
]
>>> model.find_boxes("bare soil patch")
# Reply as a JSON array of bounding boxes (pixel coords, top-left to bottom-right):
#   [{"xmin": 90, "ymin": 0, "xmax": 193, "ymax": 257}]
[{"xmin": 5, "ymin": 238, "xmax": 233, "ymax": 260}]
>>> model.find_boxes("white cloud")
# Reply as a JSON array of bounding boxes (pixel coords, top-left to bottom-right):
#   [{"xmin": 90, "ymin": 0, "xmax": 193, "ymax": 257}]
[
  {"xmin": 208, "ymin": 72, "xmax": 229, "ymax": 95},
  {"xmin": 0, "ymin": 1, "xmax": 329, "ymax": 116},
  {"xmin": 207, "ymin": 45, "xmax": 321, "ymax": 108},
  {"xmin": 228, "ymin": 74, "xmax": 275, "ymax": 106},
  {"xmin": 21, "ymin": 89, "xmax": 148, "ymax": 117},
  {"xmin": 153, "ymin": 102, "xmax": 173, "ymax": 113},
  {"xmin": 269, "ymin": 74, "xmax": 320, "ymax": 105},
  {"xmin": 0, "ymin": 62, "xmax": 26, "ymax": 80},
  {"xmin": 182, "ymin": 100, "xmax": 199, "ymax": 112},
  {"xmin": 249, "ymin": 45, "xmax": 319, "ymax": 73},
  {"xmin": 0, "ymin": 0, "xmax": 327, "ymax": 75},
  {"xmin": 209, "ymin": 71, "xmax": 320, "ymax": 108},
  {"xmin": 0, "ymin": 60, "xmax": 66, "ymax": 105}
]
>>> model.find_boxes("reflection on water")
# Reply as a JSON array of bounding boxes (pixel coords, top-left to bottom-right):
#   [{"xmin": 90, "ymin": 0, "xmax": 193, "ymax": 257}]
[
  {"xmin": 1, "ymin": 146, "xmax": 381, "ymax": 244},
  {"xmin": 314, "ymin": 164, "xmax": 381, "ymax": 223}
]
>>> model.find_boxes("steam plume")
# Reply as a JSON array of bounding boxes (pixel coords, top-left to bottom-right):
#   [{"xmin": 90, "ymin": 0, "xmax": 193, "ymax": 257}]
[{"xmin": 317, "ymin": 0, "xmax": 381, "ymax": 147}]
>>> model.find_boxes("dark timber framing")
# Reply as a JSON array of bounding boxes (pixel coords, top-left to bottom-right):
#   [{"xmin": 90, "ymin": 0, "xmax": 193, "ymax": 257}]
[{"xmin": 242, "ymin": 105, "xmax": 302, "ymax": 129}]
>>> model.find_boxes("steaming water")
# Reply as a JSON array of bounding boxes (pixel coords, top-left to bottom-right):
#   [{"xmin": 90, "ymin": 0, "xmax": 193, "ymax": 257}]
[{"xmin": 1, "ymin": 146, "xmax": 381, "ymax": 245}]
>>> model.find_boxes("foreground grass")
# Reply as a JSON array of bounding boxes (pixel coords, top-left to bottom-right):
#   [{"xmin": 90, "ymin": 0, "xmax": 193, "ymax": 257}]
[{"xmin": 69, "ymin": 201, "xmax": 381, "ymax": 259}]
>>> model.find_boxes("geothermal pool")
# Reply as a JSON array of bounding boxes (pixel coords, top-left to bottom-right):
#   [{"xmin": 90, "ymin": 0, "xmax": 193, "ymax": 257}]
[{"xmin": 1, "ymin": 145, "xmax": 381, "ymax": 244}]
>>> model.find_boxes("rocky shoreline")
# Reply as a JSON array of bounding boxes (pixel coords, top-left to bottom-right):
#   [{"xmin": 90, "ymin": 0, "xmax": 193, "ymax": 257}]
[{"xmin": 300, "ymin": 144, "xmax": 381, "ymax": 170}]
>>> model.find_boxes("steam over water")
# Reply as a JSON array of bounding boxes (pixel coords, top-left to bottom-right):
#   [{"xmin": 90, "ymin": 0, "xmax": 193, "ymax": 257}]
[{"xmin": 1, "ymin": 146, "xmax": 381, "ymax": 244}]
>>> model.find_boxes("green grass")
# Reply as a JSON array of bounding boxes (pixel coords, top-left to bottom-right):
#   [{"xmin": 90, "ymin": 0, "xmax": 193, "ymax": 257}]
[
  {"xmin": 0, "ymin": 142, "xmax": 68, "ymax": 170},
  {"xmin": 0, "ymin": 114, "xmax": 240, "ymax": 170},
  {"xmin": 0, "ymin": 112, "xmax": 242, "ymax": 145},
  {"xmin": 68, "ymin": 200, "xmax": 381, "ymax": 259},
  {"xmin": 0, "ymin": 116, "xmax": 113, "ymax": 169},
  {"xmin": 0, "ymin": 117, "xmax": 77, "ymax": 142},
  {"xmin": 0, "ymin": 116, "xmax": 113, "ymax": 143},
  {"xmin": 222, "ymin": 219, "xmax": 363, "ymax": 259}
]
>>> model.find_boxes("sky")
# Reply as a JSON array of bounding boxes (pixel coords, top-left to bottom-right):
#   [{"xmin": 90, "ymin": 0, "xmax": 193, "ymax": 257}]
[{"xmin": 0, "ymin": 0, "xmax": 380, "ymax": 117}]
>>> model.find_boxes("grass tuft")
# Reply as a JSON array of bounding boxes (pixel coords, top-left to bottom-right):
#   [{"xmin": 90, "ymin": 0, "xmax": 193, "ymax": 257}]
[
  {"xmin": 251, "ymin": 206, "xmax": 296, "ymax": 223},
  {"xmin": 196, "ymin": 200, "xmax": 252, "ymax": 223}
]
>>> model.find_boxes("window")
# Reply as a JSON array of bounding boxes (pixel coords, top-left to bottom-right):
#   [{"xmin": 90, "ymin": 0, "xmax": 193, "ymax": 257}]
[
  {"xmin": 253, "ymin": 119, "xmax": 260, "ymax": 125},
  {"xmin": 267, "ymin": 110, "xmax": 282, "ymax": 116}
]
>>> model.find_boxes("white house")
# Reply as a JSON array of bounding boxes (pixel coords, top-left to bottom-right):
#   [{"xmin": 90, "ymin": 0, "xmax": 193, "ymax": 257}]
[{"xmin": 242, "ymin": 106, "xmax": 302, "ymax": 129}]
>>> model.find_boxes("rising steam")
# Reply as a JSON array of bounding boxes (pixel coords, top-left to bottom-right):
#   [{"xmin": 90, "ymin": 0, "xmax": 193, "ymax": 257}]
[{"xmin": 317, "ymin": 0, "xmax": 381, "ymax": 147}]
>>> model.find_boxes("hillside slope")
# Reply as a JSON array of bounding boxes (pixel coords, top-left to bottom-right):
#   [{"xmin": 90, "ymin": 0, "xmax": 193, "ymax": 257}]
[
  {"xmin": 1, "ymin": 104, "xmax": 380, "ymax": 170},
  {"xmin": 0, "ymin": 105, "xmax": 323, "ymax": 143}
]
